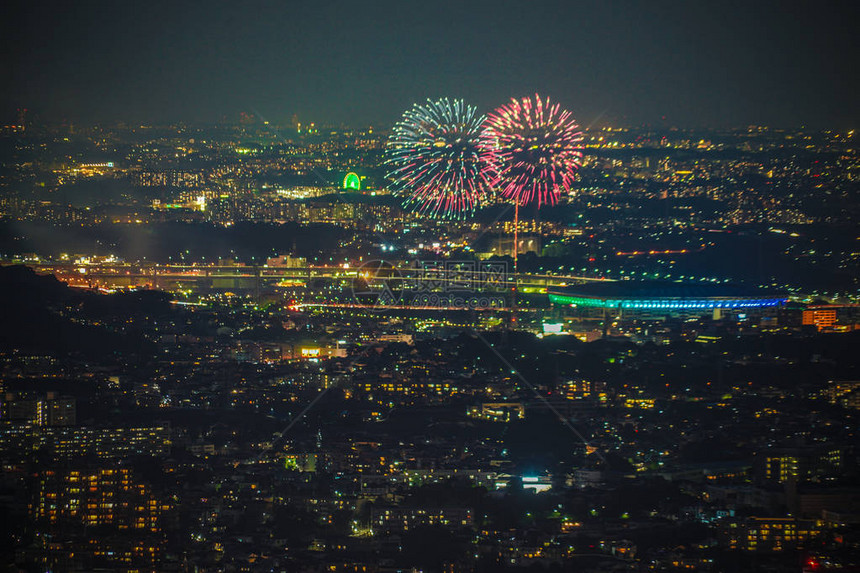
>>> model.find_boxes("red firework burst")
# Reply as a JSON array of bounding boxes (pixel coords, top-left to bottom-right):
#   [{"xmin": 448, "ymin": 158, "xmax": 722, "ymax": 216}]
[{"xmin": 480, "ymin": 94, "xmax": 583, "ymax": 207}]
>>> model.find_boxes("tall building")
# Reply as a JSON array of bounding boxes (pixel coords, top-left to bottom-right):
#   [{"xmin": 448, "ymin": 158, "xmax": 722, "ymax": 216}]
[
  {"xmin": 3, "ymin": 392, "xmax": 75, "ymax": 426},
  {"xmin": 38, "ymin": 392, "xmax": 76, "ymax": 426},
  {"xmin": 802, "ymin": 307, "xmax": 838, "ymax": 331},
  {"xmin": 756, "ymin": 446, "xmax": 845, "ymax": 484},
  {"xmin": 30, "ymin": 467, "xmax": 169, "ymax": 570}
]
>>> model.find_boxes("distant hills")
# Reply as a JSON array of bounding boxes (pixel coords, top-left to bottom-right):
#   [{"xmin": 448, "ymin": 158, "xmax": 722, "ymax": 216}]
[{"xmin": 0, "ymin": 265, "xmax": 169, "ymax": 359}]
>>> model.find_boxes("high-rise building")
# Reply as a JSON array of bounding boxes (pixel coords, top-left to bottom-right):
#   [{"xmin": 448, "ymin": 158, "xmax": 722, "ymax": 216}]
[
  {"xmin": 757, "ymin": 446, "xmax": 844, "ymax": 484},
  {"xmin": 38, "ymin": 392, "xmax": 76, "ymax": 426},
  {"xmin": 31, "ymin": 467, "xmax": 169, "ymax": 569},
  {"xmin": 802, "ymin": 307, "xmax": 838, "ymax": 331},
  {"xmin": 3, "ymin": 392, "xmax": 75, "ymax": 426}
]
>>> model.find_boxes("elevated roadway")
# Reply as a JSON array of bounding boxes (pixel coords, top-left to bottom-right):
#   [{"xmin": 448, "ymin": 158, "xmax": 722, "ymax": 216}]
[{"xmin": 7, "ymin": 261, "xmax": 611, "ymax": 293}]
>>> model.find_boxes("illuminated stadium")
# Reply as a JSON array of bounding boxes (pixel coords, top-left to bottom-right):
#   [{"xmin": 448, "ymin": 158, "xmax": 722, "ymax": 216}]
[{"xmin": 548, "ymin": 281, "xmax": 787, "ymax": 311}]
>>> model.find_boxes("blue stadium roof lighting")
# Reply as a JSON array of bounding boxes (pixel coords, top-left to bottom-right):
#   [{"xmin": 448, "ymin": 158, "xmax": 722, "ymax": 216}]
[{"xmin": 548, "ymin": 281, "xmax": 787, "ymax": 310}]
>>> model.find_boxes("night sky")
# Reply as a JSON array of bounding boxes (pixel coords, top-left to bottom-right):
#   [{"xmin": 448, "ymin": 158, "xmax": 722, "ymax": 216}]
[{"xmin": 1, "ymin": 0, "xmax": 857, "ymax": 128}]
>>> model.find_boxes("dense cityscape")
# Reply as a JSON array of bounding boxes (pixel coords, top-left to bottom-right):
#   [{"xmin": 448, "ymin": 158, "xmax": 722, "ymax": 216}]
[
  {"xmin": 2, "ymin": 1, "xmax": 859, "ymax": 572},
  {"xmin": 0, "ymin": 113, "xmax": 857, "ymax": 572}
]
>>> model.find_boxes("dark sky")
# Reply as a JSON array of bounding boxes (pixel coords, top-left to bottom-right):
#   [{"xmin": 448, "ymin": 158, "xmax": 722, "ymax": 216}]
[{"xmin": 1, "ymin": 0, "xmax": 857, "ymax": 128}]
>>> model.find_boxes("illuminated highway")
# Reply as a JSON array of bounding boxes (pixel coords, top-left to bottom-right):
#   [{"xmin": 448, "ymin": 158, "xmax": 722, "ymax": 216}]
[{"xmin": 4, "ymin": 261, "xmax": 610, "ymax": 293}]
